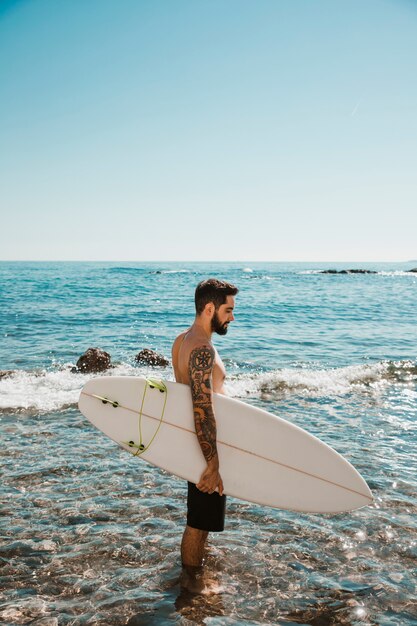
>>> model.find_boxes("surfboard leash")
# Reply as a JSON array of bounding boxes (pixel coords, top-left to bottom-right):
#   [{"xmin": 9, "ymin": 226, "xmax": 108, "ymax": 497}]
[
  {"xmin": 128, "ymin": 377, "xmax": 167, "ymax": 456},
  {"xmin": 91, "ymin": 378, "xmax": 168, "ymax": 456}
]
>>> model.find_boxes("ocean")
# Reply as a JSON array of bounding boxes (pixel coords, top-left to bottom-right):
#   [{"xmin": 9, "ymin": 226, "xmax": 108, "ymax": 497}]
[{"xmin": 0, "ymin": 261, "xmax": 416, "ymax": 625}]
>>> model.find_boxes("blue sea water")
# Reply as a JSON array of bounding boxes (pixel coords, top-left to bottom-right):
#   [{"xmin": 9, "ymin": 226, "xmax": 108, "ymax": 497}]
[{"xmin": 0, "ymin": 261, "xmax": 416, "ymax": 625}]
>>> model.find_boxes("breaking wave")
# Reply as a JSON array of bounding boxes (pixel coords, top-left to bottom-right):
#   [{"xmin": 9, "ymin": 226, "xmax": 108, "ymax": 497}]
[
  {"xmin": 1, "ymin": 360, "xmax": 415, "ymax": 416},
  {"xmin": 226, "ymin": 360, "xmax": 417, "ymax": 399}
]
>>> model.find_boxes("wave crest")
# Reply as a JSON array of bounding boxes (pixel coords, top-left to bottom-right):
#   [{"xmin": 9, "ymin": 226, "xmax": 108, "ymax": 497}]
[
  {"xmin": 226, "ymin": 360, "xmax": 417, "ymax": 399},
  {"xmin": 0, "ymin": 360, "xmax": 415, "ymax": 415}
]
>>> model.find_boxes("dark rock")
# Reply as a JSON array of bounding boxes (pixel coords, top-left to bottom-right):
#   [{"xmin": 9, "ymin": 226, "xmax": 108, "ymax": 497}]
[
  {"xmin": 135, "ymin": 348, "xmax": 169, "ymax": 367},
  {"xmin": 349, "ymin": 269, "xmax": 377, "ymax": 274},
  {"xmin": 320, "ymin": 269, "xmax": 377, "ymax": 274},
  {"xmin": 0, "ymin": 370, "xmax": 15, "ymax": 379},
  {"xmin": 72, "ymin": 348, "xmax": 112, "ymax": 373},
  {"xmin": 408, "ymin": 268, "xmax": 417, "ymax": 273}
]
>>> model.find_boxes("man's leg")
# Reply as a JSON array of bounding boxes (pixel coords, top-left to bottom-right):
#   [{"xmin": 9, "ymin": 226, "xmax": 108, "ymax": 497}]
[{"xmin": 181, "ymin": 525, "xmax": 208, "ymax": 568}]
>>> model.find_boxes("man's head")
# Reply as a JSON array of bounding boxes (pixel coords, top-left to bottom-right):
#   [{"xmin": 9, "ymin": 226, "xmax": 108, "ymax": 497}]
[{"xmin": 195, "ymin": 278, "xmax": 238, "ymax": 335}]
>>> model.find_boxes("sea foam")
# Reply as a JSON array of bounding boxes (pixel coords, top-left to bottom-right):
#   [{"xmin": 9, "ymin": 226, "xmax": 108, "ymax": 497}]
[
  {"xmin": 226, "ymin": 360, "xmax": 417, "ymax": 399},
  {"xmin": 1, "ymin": 360, "xmax": 415, "ymax": 415}
]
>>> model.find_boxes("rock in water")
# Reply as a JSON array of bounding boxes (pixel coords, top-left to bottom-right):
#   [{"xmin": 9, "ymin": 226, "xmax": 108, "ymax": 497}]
[
  {"xmin": 135, "ymin": 348, "xmax": 169, "ymax": 366},
  {"xmin": 73, "ymin": 348, "xmax": 112, "ymax": 373},
  {"xmin": 320, "ymin": 269, "xmax": 377, "ymax": 274}
]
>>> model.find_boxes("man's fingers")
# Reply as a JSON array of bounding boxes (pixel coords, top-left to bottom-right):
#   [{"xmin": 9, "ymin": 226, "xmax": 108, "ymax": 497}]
[
  {"xmin": 197, "ymin": 483, "xmax": 207, "ymax": 492},
  {"xmin": 196, "ymin": 471, "xmax": 224, "ymax": 495}
]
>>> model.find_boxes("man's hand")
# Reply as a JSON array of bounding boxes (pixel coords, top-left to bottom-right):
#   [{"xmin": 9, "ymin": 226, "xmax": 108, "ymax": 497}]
[{"xmin": 197, "ymin": 458, "xmax": 224, "ymax": 496}]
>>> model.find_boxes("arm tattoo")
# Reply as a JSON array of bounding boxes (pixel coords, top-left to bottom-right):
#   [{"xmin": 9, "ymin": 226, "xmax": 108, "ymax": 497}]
[{"xmin": 189, "ymin": 345, "xmax": 217, "ymax": 463}]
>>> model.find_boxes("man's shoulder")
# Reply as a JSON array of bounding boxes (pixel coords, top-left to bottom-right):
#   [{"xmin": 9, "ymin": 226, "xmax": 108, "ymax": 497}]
[
  {"xmin": 172, "ymin": 330, "xmax": 187, "ymax": 346},
  {"xmin": 172, "ymin": 329, "xmax": 191, "ymax": 350},
  {"xmin": 189, "ymin": 343, "xmax": 215, "ymax": 373},
  {"xmin": 189, "ymin": 341, "xmax": 214, "ymax": 354}
]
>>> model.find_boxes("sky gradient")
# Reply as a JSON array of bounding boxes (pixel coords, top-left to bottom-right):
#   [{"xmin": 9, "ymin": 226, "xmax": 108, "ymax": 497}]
[{"xmin": 1, "ymin": 0, "xmax": 416, "ymax": 262}]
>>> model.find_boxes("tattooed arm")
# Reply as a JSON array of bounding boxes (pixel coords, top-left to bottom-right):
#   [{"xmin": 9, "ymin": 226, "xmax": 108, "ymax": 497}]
[{"xmin": 189, "ymin": 344, "xmax": 224, "ymax": 495}]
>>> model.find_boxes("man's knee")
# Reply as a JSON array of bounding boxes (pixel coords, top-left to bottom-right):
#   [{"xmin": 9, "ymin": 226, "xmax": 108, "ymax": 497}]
[{"xmin": 184, "ymin": 525, "xmax": 208, "ymax": 542}]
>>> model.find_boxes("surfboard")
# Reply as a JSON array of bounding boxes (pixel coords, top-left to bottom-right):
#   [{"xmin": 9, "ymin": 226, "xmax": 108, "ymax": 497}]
[{"xmin": 78, "ymin": 376, "xmax": 372, "ymax": 513}]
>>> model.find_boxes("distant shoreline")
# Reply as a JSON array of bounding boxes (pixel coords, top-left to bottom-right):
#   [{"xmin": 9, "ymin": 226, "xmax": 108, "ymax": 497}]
[{"xmin": 0, "ymin": 259, "xmax": 416, "ymax": 264}]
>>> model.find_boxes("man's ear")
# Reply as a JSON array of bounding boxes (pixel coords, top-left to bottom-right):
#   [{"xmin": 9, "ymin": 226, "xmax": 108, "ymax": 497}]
[{"xmin": 204, "ymin": 302, "xmax": 215, "ymax": 317}]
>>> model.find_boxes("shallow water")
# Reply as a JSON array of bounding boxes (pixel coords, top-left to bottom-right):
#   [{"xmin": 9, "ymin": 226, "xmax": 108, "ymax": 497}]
[{"xmin": 1, "ymin": 262, "xmax": 417, "ymax": 624}]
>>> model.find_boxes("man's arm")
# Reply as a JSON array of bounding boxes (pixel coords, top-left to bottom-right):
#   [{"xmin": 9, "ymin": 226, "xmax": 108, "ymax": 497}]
[{"xmin": 188, "ymin": 344, "xmax": 224, "ymax": 495}]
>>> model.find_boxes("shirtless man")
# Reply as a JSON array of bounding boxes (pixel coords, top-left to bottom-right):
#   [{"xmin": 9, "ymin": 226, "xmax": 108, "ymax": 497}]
[{"xmin": 172, "ymin": 278, "xmax": 238, "ymax": 569}]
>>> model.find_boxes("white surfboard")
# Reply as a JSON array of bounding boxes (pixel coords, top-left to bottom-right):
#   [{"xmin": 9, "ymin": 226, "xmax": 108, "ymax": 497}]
[{"xmin": 78, "ymin": 376, "xmax": 372, "ymax": 513}]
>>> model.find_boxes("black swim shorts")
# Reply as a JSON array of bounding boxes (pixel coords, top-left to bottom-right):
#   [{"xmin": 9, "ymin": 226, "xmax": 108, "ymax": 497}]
[{"xmin": 187, "ymin": 482, "xmax": 226, "ymax": 532}]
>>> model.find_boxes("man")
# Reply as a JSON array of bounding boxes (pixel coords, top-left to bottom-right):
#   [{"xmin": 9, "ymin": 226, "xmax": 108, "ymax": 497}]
[{"xmin": 172, "ymin": 278, "xmax": 238, "ymax": 570}]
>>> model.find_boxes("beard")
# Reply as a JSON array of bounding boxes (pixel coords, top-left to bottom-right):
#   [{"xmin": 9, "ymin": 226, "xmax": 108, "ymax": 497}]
[{"xmin": 211, "ymin": 311, "xmax": 229, "ymax": 335}]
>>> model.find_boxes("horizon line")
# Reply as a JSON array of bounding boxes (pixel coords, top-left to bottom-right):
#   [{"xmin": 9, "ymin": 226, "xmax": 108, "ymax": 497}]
[{"xmin": 1, "ymin": 259, "xmax": 416, "ymax": 264}]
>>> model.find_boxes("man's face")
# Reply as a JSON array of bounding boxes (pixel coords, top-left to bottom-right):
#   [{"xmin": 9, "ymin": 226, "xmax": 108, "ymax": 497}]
[{"xmin": 211, "ymin": 295, "xmax": 235, "ymax": 335}]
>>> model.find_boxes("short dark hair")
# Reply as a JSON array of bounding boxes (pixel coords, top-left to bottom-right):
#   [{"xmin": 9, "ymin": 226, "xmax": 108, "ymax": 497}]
[{"xmin": 195, "ymin": 278, "xmax": 238, "ymax": 315}]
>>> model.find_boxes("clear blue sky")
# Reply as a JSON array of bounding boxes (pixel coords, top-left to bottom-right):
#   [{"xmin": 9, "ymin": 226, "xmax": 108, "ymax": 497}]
[{"xmin": 1, "ymin": 0, "xmax": 416, "ymax": 262}]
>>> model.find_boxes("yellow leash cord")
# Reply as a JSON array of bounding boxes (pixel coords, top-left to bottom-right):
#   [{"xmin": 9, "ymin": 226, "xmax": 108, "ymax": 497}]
[
  {"xmin": 92, "ymin": 378, "xmax": 168, "ymax": 457},
  {"xmin": 131, "ymin": 378, "xmax": 168, "ymax": 456}
]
